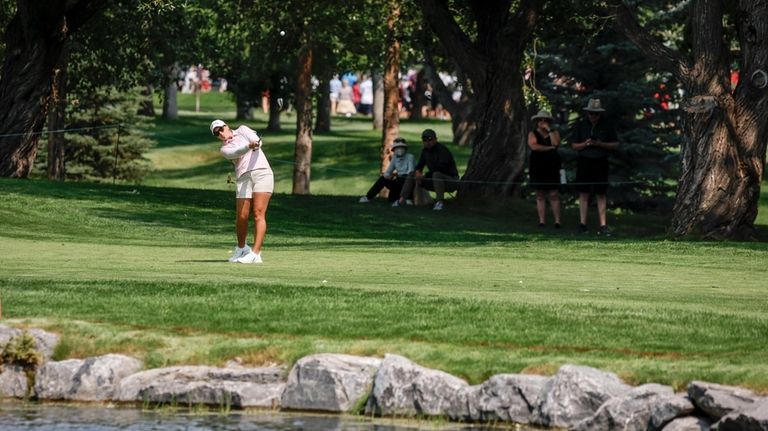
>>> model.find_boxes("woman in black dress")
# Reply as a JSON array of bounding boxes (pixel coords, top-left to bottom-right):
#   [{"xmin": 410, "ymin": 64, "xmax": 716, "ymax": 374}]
[{"xmin": 527, "ymin": 110, "xmax": 562, "ymax": 228}]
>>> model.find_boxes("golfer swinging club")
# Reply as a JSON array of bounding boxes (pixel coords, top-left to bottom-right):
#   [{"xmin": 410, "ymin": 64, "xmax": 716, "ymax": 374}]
[{"xmin": 211, "ymin": 119, "xmax": 274, "ymax": 264}]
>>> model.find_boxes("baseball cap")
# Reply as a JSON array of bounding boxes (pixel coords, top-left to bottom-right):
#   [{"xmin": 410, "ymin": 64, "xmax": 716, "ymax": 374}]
[
  {"xmin": 421, "ymin": 129, "xmax": 437, "ymax": 139},
  {"xmin": 210, "ymin": 119, "xmax": 227, "ymax": 136}
]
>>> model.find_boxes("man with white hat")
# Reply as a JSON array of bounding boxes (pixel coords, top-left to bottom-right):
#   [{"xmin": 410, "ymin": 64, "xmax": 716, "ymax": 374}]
[
  {"xmin": 359, "ymin": 137, "xmax": 415, "ymax": 204},
  {"xmin": 571, "ymin": 98, "xmax": 619, "ymax": 236},
  {"xmin": 211, "ymin": 119, "xmax": 274, "ymax": 263}
]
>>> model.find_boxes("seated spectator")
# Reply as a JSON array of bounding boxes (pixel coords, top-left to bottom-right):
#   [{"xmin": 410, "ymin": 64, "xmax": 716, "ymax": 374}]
[
  {"xmin": 396, "ymin": 129, "xmax": 459, "ymax": 211},
  {"xmin": 359, "ymin": 138, "xmax": 415, "ymax": 204}
]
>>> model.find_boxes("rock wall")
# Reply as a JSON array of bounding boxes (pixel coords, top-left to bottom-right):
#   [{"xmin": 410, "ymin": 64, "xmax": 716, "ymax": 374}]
[{"xmin": 1, "ymin": 326, "xmax": 765, "ymax": 430}]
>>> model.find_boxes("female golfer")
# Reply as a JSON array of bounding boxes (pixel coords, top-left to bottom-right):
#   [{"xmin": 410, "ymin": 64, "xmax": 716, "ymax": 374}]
[{"xmin": 211, "ymin": 119, "xmax": 273, "ymax": 264}]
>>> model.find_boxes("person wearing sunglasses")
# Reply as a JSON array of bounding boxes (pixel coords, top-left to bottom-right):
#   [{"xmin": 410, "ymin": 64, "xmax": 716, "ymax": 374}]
[
  {"xmin": 570, "ymin": 99, "xmax": 619, "ymax": 236},
  {"xmin": 396, "ymin": 129, "xmax": 459, "ymax": 211},
  {"xmin": 210, "ymin": 119, "xmax": 274, "ymax": 263}
]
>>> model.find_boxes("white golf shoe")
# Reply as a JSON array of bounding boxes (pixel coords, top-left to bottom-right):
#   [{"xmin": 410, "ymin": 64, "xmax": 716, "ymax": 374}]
[
  {"xmin": 236, "ymin": 251, "xmax": 263, "ymax": 264},
  {"xmin": 228, "ymin": 245, "xmax": 251, "ymax": 262}
]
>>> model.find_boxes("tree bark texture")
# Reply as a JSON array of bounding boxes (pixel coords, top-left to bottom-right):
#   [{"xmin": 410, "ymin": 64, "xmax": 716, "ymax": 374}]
[
  {"xmin": 47, "ymin": 51, "xmax": 67, "ymax": 180},
  {"xmin": 162, "ymin": 81, "xmax": 178, "ymax": 120},
  {"xmin": 138, "ymin": 84, "xmax": 155, "ymax": 117},
  {"xmin": 373, "ymin": 72, "xmax": 384, "ymax": 130},
  {"xmin": 0, "ymin": 0, "xmax": 106, "ymax": 178},
  {"xmin": 381, "ymin": 0, "xmax": 401, "ymax": 176},
  {"xmin": 267, "ymin": 74, "xmax": 282, "ymax": 131},
  {"xmin": 292, "ymin": 40, "xmax": 313, "ymax": 195},
  {"xmin": 418, "ymin": 0, "xmax": 541, "ymax": 197},
  {"xmin": 614, "ymin": 0, "xmax": 768, "ymax": 239},
  {"xmin": 314, "ymin": 74, "xmax": 331, "ymax": 133}
]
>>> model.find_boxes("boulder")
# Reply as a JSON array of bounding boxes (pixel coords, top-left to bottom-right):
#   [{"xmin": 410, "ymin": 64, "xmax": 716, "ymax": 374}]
[
  {"xmin": 688, "ymin": 381, "xmax": 759, "ymax": 419},
  {"xmin": 35, "ymin": 354, "xmax": 142, "ymax": 401},
  {"xmin": 116, "ymin": 365, "xmax": 285, "ymax": 409},
  {"xmin": 649, "ymin": 394, "xmax": 697, "ymax": 431},
  {"xmin": 0, "ymin": 325, "xmax": 59, "ymax": 361},
  {"xmin": 713, "ymin": 397, "xmax": 768, "ymax": 431},
  {"xmin": 662, "ymin": 416, "xmax": 711, "ymax": 431},
  {"xmin": 281, "ymin": 353, "xmax": 381, "ymax": 413},
  {"xmin": 573, "ymin": 383, "xmax": 674, "ymax": 431},
  {"xmin": 449, "ymin": 373, "xmax": 549, "ymax": 424},
  {"xmin": 531, "ymin": 364, "xmax": 632, "ymax": 429},
  {"xmin": 0, "ymin": 365, "xmax": 30, "ymax": 398},
  {"xmin": 365, "ymin": 354, "xmax": 468, "ymax": 417}
]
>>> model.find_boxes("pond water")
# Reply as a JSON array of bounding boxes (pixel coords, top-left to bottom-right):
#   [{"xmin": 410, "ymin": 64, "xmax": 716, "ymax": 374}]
[{"xmin": 0, "ymin": 402, "xmax": 519, "ymax": 431}]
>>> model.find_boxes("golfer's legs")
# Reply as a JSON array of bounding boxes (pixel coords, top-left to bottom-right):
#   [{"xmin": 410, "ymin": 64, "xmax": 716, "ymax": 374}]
[
  {"xmin": 235, "ymin": 198, "xmax": 251, "ymax": 248},
  {"xmin": 251, "ymin": 192, "xmax": 272, "ymax": 253}
]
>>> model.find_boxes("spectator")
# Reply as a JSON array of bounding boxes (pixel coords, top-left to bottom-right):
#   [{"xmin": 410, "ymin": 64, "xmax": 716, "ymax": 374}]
[
  {"xmin": 358, "ymin": 138, "xmax": 414, "ymax": 204},
  {"xmin": 527, "ymin": 110, "xmax": 562, "ymax": 228},
  {"xmin": 359, "ymin": 75, "xmax": 374, "ymax": 115},
  {"xmin": 571, "ymin": 98, "xmax": 619, "ymax": 236},
  {"xmin": 337, "ymin": 80, "xmax": 356, "ymax": 116},
  {"xmin": 329, "ymin": 74, "xmax": 342, "ymax": 115},
  {"xmin": 397, "ymin": 129, "xmax": 459, "ymax": 211},
  {"xmin": 352, "ymin": 80, "xmax": 362, "ymax": 112}
]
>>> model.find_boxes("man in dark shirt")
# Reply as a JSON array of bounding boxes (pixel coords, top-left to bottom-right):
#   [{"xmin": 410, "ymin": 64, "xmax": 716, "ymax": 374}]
[
  {"xmin": 396, "ymin": 129, "xmax": 459, "ymax": 211},
  {"xmin": 571, "ymin": 98, "xmax": 619, "ymax": 236}
]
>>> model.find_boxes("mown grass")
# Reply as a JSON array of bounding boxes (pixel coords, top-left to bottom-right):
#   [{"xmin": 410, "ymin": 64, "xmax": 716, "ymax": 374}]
[
  {"xmin": 1, "ymin": 92, "xmax": 767, "ymax": 392},
  {"xmin": 1, "ymin": 177, "xmax": 767, "ymax": 391}
]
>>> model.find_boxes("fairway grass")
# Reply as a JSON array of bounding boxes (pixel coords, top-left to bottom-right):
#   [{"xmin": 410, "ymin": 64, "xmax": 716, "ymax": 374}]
[{"xmin": 1, "ymin": 178, "xmax": 767, "ymax": 391}]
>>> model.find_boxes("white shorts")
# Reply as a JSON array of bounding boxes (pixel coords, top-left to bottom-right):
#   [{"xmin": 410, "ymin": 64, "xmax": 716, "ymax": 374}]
[{"xmin": 236, "ymin": 169, "xmax": 274, "ymax": 198}]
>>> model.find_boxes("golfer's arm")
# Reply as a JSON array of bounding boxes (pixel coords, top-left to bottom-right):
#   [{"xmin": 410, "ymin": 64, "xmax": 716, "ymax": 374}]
[{"xmin": 220, "ymin": 142, "xmax": 250, "ymax": 159}]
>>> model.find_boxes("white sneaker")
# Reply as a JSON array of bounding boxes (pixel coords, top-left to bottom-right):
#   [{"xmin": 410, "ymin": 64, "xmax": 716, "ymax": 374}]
[
  {"xmin": 406, "ymin": 199, "xmax": 414, "ymax": 206},
  {"xmin": 236, "ymin": 251, "xmax": 262, "ymax": 264},
  {"xmin": 391, "ymin": 200, "xmax": 401, "ymax": 207},
  {"xmin": 359, "ymin": 196, "xmax": 370, "ymax": 203},
  {"xmin": 433, "ymin": 201, "xmax": 444, "ymax": 211},
  {"xmin": 228, "ymin": 245, "xmax": 251, "ymax": 262}
]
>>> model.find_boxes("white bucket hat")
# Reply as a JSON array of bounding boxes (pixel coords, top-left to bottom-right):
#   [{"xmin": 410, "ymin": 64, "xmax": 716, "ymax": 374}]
[
  {"xmin": 531, "ymin": 110, "xmax": 554, "ymax": 121},
  {"xmin": 391, "ymin": 138, "xmax": 407, "ymax": 150},
  {"xmin": 584, "ymin": 98, "xmax": 606, "ymax": 112}
]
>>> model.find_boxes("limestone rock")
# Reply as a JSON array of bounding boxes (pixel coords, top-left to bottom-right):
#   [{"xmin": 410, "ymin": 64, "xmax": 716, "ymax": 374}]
[
  {"xmin": 0, "ymin": 365, "xmax": 30, "ymax": 398},
  {"xmin": 365, "ymin": 354, "xmax": 468, "ymax": 417},
  {"xmin": 573, "ymin": 383, "xmax": 674, "ymax": 431},
  {"xmin": 0, "ymin": 325, "xmax": 59, "ymax": 361},
  {"xmin": 688, "ymin": 381, "xmax": 759, "ymax": 419},
  {"xmin": 713, "ymin": 397, "xmax": 768, "ymax": 431},
  {"xmin": 281, "ymin": 353, "xmax": 381, "ymax": 413},
  {"xmin": 450, "ymin": 373, "xmax": 549, "ymax": 424},
  {"xmin": 531, "ymin": 364, "xmax": 632, "ymax": 429},
  {"xmin": 116, "ymin": 365, "xmax": 285, "ymax": 408},
  {"xmin": 662, "ymin": 416, "xmax": 711, "ymax": 431},
  {"xmin": 650, "ymin": 394, "xmax": 697, "ymax": 431},
  {"xmin": 35, "ymin": 354, "xmax": 142, "ymax": 401}
]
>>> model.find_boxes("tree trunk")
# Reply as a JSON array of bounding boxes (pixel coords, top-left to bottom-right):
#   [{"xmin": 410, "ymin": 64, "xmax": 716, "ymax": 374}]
[
  {"xmin": 138, "ymin": 84, "xmax": 155, "ymax": 117},
  {"xmin": 373, "ymin": 71, "xmax": 384, "ymax": 130},
  {"xmin": 381, "ymin": 0, "xmax": 401, "ymax": 175},
  {"xmin": 314, "ymin": 73, "xmax": 331, "ymax": 133},
  {"xmin": 613, "ymin": 0, "xmax": 768, "ymax": 239},
  {"xmin": 47, "ymin": 50, "xmax": 67, "ymax": 180},
  {"xmin": 0, "ymin": 5, "xmax": 65, "ymax": 177},
  {"xmin": 234, "ymin": 89, "xmax": 254, "ymax": 121},
  {"xmin": 292, "ymin": 40, "xmax": 313, "ymax": 195},
  {"xmin": 461, "ymin": 61, "xmax": 528, "ymax": 197},
  {"xmin": 418, "ymin": 0, "xmax": 541, "ymax": 198},
  {"xmin": 162, "ymin": 81, "xmax": 178, "ymax": 120},
  {"xmin": 267, "ymin": 74, "xmax": 282, "ymax": 131},
  {"xmin": 409, "ymin": 69, "xmax": 429, "ymax": 120}
]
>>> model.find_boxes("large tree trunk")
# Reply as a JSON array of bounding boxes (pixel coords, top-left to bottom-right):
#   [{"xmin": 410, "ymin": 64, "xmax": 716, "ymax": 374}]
[
  {"xmin": 381, "ymin": 0, "xmax": 401, "ymax": 175},
  {"xmin": 614, "ymin": 0, "xmax": 768, "ymax": 239},
  {"xmin": 422, "ymin": 58, "xmax": 478, "ymax": 147},
  {"xmin": 292, "ymin": 40, "xmax": 313, "ymax": 195},
  {"xmin": 138, "ymin": 84, "xmax": 155, "ymax": 117},
  {"xmin": 47, "ymin": 49, "xmax": 67, "ymax": 180},
  {"xmin": 0, "ymin": 1, "xmax": 106, "ymax": 177},
  {"xmin": 418, "ymin": 0, "xmax": 541, "ymax": 198}
]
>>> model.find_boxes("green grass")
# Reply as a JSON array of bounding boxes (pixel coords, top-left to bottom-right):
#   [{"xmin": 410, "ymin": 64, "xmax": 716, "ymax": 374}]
[{"xmin": 1, "ymin": 92, "xmax": 767, "ymax": 392}]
